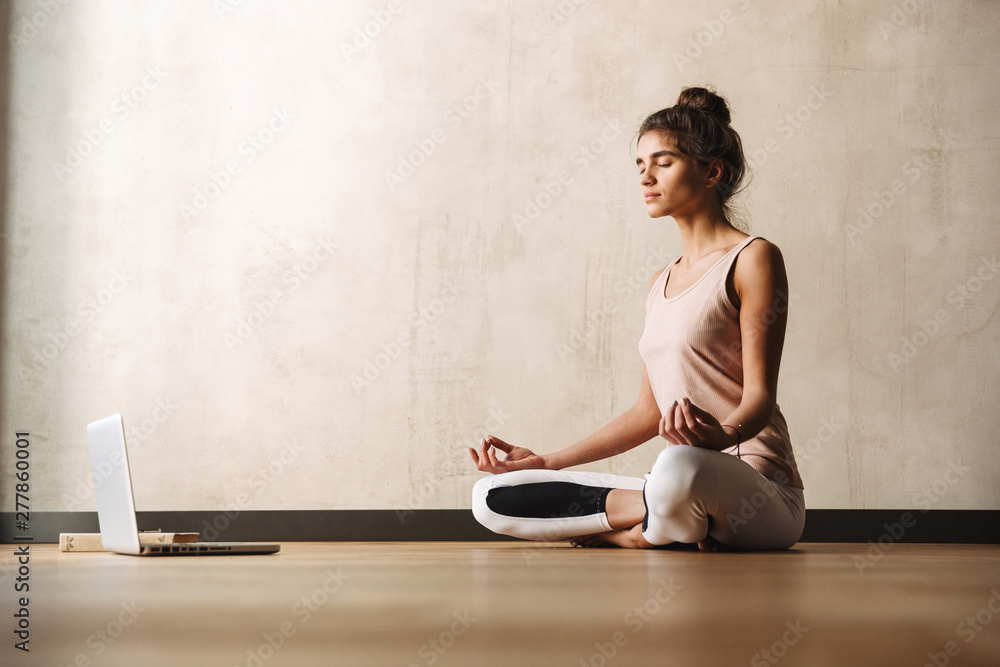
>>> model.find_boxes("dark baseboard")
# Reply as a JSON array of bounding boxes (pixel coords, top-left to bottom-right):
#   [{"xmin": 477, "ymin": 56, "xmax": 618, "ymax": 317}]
[{"xmin": 2, "ymin": 509, "xmax": 998, "ymax": 544}]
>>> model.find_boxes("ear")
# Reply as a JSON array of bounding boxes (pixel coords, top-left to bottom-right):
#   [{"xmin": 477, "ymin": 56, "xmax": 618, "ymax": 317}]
[{"xmin": 704, "ymin": 159, "xmax": 724, "ymax": 189}]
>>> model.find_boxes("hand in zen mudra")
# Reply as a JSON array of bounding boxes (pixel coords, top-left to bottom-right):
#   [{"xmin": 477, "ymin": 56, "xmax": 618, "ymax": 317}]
[
  {"xmin": 660, "ymin": 397, "xmax": 737, "ymax": 451},
  {"xmin": 468, "ymin": 435, "xmax": 546, "ymax": 474}
]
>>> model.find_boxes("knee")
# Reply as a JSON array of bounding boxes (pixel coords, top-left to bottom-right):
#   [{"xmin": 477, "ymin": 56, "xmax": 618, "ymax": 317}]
[
  {"xmin": 471, "ymin": 476, "xmax": 498, "ymax": 529},
  {"xmin": 645, "ymin": 446, "xmax": 710, "ymax": 512}
]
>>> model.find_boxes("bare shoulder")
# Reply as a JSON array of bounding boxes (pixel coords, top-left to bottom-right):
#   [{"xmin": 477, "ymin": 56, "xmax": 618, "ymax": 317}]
[
  {"xmin": 732, "ymin": 238, "xmax": 789, "ymax": 305},
  {"xmin": 736, "ymin": 238, "xmax": 787, "ymax": 280}
]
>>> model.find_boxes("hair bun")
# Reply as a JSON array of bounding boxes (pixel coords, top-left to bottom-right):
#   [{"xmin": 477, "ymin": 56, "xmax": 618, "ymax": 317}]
[{"xmin": 676, "ymin": 87, "xmax": 731, "ymax": 125}]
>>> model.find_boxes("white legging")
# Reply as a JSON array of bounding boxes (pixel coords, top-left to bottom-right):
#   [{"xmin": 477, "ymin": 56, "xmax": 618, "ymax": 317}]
[{"xmin": 472, "ymin": 445, "xmax": 805, "ymax": 550}]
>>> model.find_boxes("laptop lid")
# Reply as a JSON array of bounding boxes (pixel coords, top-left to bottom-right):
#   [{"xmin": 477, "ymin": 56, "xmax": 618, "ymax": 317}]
[{"xmin": 86, "ymin": 413, "xmax": 142, "ymax": 555}]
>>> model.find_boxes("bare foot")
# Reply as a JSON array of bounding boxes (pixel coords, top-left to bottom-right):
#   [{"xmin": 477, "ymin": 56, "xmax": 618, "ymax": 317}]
[
  {"xmin": 570, "ymin": 529, "xmax": 634, "ymax": 548},
  {"xmin": 571, "ymin": 525, "xmax": 653, "ymax": 549},
  {"xmin": 697, "ymin": 535, "xmax": 735, "ymax": 552},
  {"xmin": 569, "ymin": 533, "xmax": 619, "ymax": 548}
]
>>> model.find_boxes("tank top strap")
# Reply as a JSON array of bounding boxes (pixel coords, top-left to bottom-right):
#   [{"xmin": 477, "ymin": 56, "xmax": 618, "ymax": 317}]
[
  {"xmin": 708, "ymin": 235, "xmax": 759, "ymax": 301},
  {"xmin": 733, "ymin": 235, "xmax": 761, "ymax": 257},
  {"xmin": 718, "ymin": 235, "xmax": 762, "ymax": 274}
]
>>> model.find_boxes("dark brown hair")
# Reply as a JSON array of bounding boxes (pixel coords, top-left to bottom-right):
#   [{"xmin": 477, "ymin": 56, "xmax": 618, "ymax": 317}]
[{"xmin": 638, "ymin": 86, "xmax": 747, "ymax": 225}]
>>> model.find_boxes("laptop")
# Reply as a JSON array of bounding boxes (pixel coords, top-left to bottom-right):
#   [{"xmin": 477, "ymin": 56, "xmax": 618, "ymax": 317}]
[{"xmin": 86, "ymin": 413, "xmax": 280, "ymax": 556}]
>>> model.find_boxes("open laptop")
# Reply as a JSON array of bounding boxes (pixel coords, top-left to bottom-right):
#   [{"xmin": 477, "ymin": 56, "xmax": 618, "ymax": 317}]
[{"xmin": 86, "ymin": 413, "xmax": 279, "ymax": 556}]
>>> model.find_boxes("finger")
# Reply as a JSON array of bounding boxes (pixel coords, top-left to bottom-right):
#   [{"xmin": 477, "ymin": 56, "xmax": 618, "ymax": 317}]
[
  {"xmin": 685, "ymin": 399, "xmax": 717, "ymax": 426},
  {"xmin": 479, "ymin": 439, "xmax": 496, "ymax": 471},
  {"xmin": 661, "ymin": 407, "xmax": 681, "ymax": 444},
  {"xmin": 485, "ymin": 435, "xmax": 512, "ymax": 454},
  {"xmin": 486, "ymin": 444, "xmax": 502, "ymax": 470},
  {"xmin": 665, "ymin": 403, "xmax": 685, "ymax": 443},
  {"xmin": 659, "ymin": 414, "xmax": 673, "ymax": 442},
  {"xmin": 680, "ymin": 399, "xmax": 707, "ymax": 438},
  {"xmin": 470, "ymin": 442, "xmax": 484, "ymax": 469},
  {"xmin": 676, "ymin": 403, "xmax": 701, "ymax": 446},
  {"xmin": 680, "ymin": 402, "xmax": 707, "ymax": 445},
  {"xmin": 683, "ymin": 397, "xmax": 705, "ymax": 418},
  {"xmin": 671, "ymin": 402, "xmax": 694, "ymax": 445}
]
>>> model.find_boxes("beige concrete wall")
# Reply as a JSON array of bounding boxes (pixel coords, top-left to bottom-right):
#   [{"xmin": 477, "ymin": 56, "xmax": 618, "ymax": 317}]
[{"xmin": 1, "ymin": 0, "xmax": 997, "ymax": 513}]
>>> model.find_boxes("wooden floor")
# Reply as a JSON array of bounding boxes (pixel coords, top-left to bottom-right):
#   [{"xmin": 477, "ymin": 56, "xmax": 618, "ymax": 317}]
[{"xmin": 5, "ymin": 542, "xmax": 1000, "ymax": 666}]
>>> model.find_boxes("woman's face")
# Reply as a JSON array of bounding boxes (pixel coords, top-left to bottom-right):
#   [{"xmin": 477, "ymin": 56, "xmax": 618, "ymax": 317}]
[{"xmin": 636, "ymin": 131, "xmax": 715, "ymax": 219}]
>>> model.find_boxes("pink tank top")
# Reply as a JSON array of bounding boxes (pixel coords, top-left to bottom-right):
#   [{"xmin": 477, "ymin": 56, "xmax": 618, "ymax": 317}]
[{"xmin": 638, "ymin": 236, "xmax": 804, "ymax": 489}]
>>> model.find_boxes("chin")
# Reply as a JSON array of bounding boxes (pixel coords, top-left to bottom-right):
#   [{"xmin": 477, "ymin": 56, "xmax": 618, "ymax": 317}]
[{"xmin": 645, "ymin": 204, "xmax": 670, "ymax": 219}]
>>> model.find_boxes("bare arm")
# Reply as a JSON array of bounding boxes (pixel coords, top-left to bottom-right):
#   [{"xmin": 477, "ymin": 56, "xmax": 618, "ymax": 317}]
[
  {"xmin": 542, "ymin": 364, "xmax": 662, "ymax": 470},
  {"xmin": 469, "ymin": 363, "xmax": 662, "ymax": 473},
  {"xmin": 469, "ymin": 267, "xmax": 668, "ymax": 474},
  {"xmin": 720, "ymin": 239, "xmax": 788, "ymax": 443},
  {"xmin": 659, "ymin": 239, "xmax": 789, "ymax": 450}
]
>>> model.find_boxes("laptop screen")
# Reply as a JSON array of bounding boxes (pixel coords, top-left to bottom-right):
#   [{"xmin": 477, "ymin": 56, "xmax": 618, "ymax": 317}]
[{"xmin": 86, "ymin": 414, "xmax": 142, "ymax": 555}]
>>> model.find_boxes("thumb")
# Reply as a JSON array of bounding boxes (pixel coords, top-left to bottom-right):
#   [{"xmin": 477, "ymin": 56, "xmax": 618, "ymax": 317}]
[
  {"xmin": 485, "ymin": 435, "xmax": 513, "ymax": 453},
  {"xmin": 686, "ymin": 400, "xmax": 716, "ymax": 424}
]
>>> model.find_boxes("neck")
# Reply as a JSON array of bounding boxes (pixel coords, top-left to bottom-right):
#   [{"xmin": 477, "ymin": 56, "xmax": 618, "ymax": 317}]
[{"xmin": 670, "ymin": 201, "xmax": 743, "ymax": 266}]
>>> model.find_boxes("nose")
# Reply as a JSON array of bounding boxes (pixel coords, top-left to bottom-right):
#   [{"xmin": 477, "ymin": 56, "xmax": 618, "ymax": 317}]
[{"xmin": 641, "ymin": 170, "xmax": 654, "ymax": 187}]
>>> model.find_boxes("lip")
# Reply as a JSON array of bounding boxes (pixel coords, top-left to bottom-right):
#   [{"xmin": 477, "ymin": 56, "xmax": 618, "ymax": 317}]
[{"xmin": 643, "ymin": 193, "xmax": 660, "ymax": 201}]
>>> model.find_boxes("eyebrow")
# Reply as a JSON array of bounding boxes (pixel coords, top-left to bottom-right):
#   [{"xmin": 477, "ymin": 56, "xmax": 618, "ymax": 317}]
[{"xmin": 636, "ymin": 150, "xmax": 680, "ymax": 165}]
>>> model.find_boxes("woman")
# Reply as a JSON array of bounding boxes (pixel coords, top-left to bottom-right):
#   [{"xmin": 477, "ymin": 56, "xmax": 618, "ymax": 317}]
[{"xmin": 469, "ymin": 87, "xmax": 804, "ymax": 551}]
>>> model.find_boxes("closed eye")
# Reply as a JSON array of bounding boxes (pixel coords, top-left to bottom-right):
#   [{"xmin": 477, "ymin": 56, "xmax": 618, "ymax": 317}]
[{"xmin": 640, "ymin": 162, "xmax": 672, "ymax": 175}]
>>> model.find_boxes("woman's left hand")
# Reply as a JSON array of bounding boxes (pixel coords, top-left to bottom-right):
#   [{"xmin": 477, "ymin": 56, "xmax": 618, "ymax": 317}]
[{"xmin": 659, "ymin": 397, "xmax": 735, "ymax": 450}]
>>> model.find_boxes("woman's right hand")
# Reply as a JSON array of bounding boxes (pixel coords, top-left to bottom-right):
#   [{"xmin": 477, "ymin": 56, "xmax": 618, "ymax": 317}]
[{"xmin": 468, "ymin": 435, "xmax": 547, "ymax": 474}]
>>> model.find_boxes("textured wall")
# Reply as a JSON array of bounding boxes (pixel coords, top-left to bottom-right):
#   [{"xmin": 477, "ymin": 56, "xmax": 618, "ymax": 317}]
[{"xmin": 1, "ymin": 0, "xmax": 997, "ymax": 513}]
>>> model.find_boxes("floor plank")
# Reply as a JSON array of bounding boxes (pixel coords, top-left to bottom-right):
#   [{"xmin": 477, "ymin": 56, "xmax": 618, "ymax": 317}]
[{"xmin": 4, "ymin": 542, "xmax": 999, "ymax": 666}]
